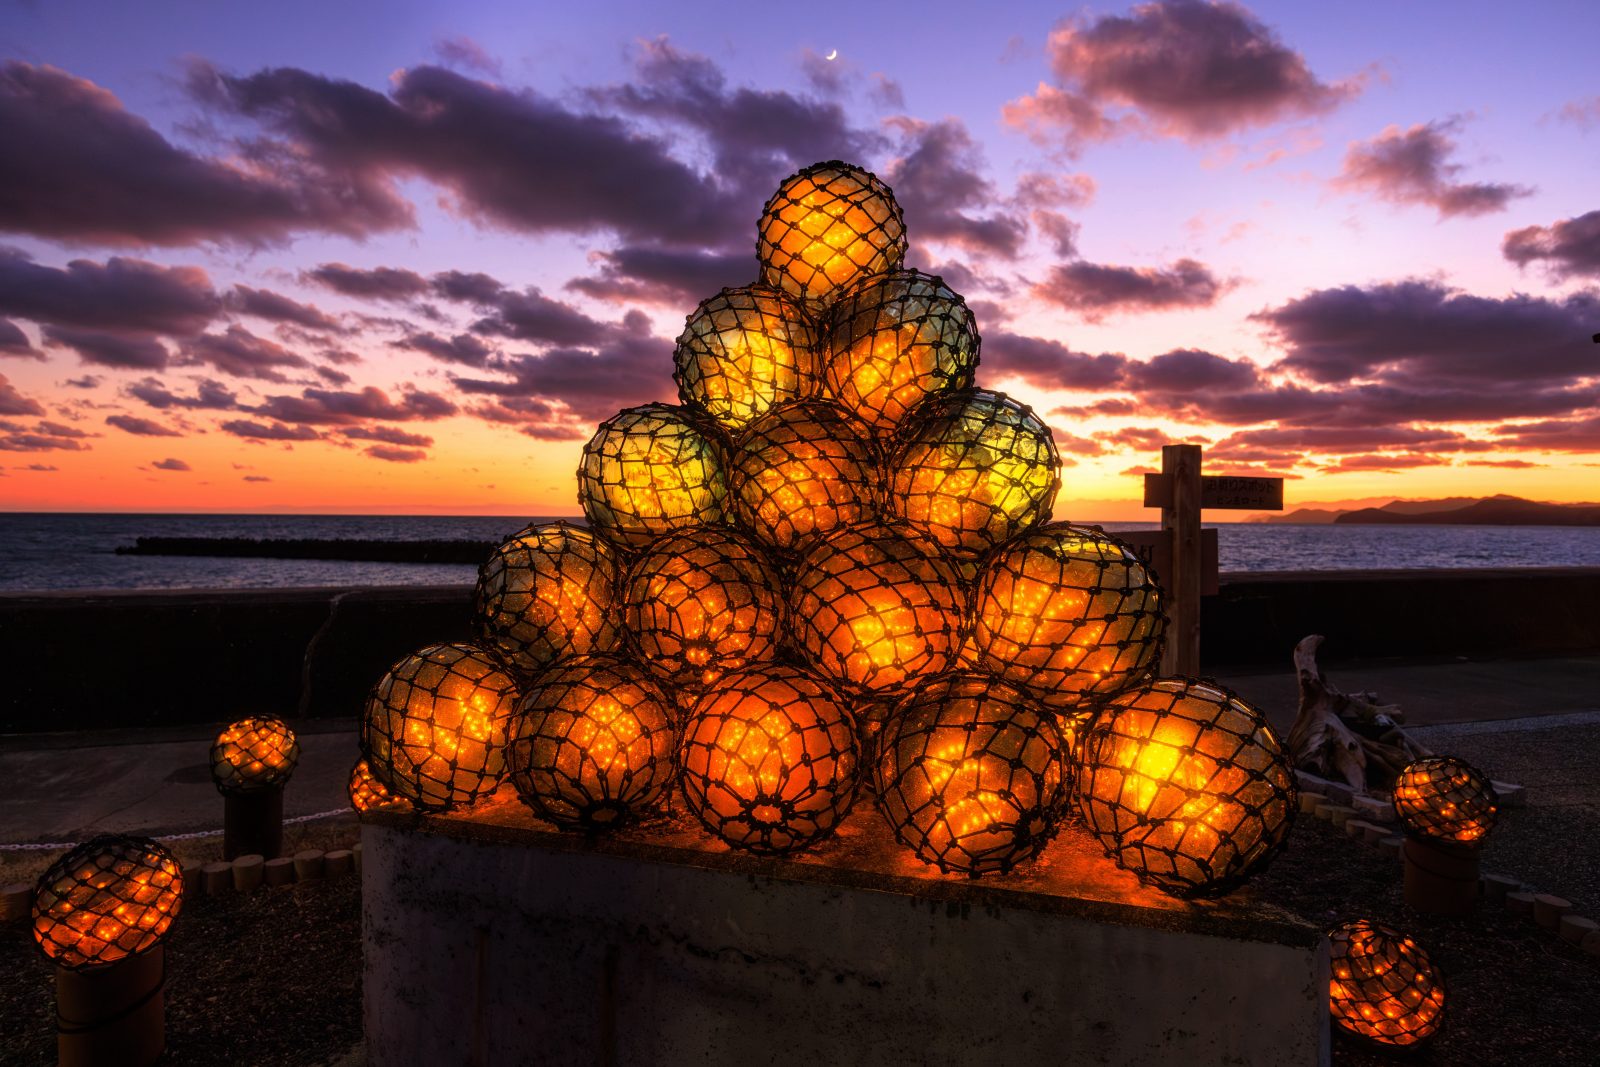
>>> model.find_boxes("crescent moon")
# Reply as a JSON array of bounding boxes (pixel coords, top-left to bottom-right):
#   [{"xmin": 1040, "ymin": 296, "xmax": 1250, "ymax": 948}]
[{"xmin": 825, "ymin": 49, "xmax": 838, "ymax": 61}]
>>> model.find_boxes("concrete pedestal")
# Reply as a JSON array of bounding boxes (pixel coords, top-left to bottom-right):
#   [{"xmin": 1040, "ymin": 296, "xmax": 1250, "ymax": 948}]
[{"xmin": 363, "ymin": 793, "xmax": 1328, "ymax": 1067}]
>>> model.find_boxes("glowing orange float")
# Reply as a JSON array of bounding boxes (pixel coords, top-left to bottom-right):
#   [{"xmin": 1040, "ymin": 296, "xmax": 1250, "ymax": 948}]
[
  {"xmin": 788, "ymin": 522, "xmax": 965, "ymax": 696},
  {"xmin": 826, "ymin": 269, "xmax": 979, "ymax": 438},
  {"xmin": 729, "ymin": 399, "xmax": 881, "ymax": 550},
  {"xmin": 875, "ymin": 673, "xmax": 1066, "ymax": 876},
  {"xmin": 32, "ymin": 834, "xmax": 183, "ymax": 970},
  {"xmin": 1327, "ymin": 919, "xmax": 1447, "ymax": 1049},
  {"xmin": 679, "ymin": 663, "xmax": 860, "ymax": 854},
  {"xmin": 888, "ymin": 389, "xmax": 1060, "ymax": 563},
  {"xmin": 971, "ymin": 523, "xmax": 1164, "ymax": 713},
  {"xmin": 362, "ymin": 642, "xmax": 519, "ymax": 811},
  {"xmin": 674, "ymin": 285, "xmax": 818, "ymax": 432},
  {"xmin": 474, "ymin": 521, "xmax": 621, "ymax": 677},
  {"xmin": 1077, "ymin": 678, "xmax": 1296, "ymax": 897},
  {"xmin": 757, "ymin": 160, "xmax": 907, "ymax": 312},
  {"xmin": 508, "ymin": 654, "xmax": 678, "ymax": 830},
  {"xmin": 623, "ymin": 526, "xmax": 784, "ymax": 692}
]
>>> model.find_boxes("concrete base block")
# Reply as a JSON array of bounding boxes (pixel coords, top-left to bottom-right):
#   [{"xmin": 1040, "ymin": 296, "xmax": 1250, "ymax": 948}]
[
  {"xmin": 1492, "ymin": 781, "xmax": 1525, "ymax": 807},
  {"xmin": 363, "ymin": 797, "xmax": 1329, "ymax": 1067},
  {"xmin": 1534, "ymin": 894, "xmax": 1572, "ymax": 930}
]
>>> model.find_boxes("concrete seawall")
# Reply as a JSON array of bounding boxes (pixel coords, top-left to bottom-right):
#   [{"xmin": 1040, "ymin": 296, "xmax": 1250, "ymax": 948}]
[{"xmin": 3, "ymin": 567, "xmax": 1597, "ymax": 733}]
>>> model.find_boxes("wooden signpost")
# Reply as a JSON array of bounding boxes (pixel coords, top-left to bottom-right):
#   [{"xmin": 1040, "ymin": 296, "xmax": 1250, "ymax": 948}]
[{"xmin": 1141, "ymin": 445, "xmax": 1284, "ymax": 676}]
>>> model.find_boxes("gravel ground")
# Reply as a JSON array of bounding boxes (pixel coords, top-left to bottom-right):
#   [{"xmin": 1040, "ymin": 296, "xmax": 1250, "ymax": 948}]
[
  {"xmin": 2, "ymin": 806, "xmax": 1596, "ymax": 1065},
  {"xmin": 1251, "ymin": 816, "xmax": 1599, "ymax": 1066}
]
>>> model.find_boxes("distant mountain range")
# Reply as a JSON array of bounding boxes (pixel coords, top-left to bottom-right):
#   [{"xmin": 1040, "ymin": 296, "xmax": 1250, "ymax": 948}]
[{"xmin": 1255, "ymin": 495, "xmax": 1600, "ymax": 526}]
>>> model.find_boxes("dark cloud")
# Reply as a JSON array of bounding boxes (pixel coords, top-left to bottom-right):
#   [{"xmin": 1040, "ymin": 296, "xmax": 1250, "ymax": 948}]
[
  {"xmin": 195, "ymin": 60, "xmax": 740, "ymax": 245},
  {"xmin": 1121, "ymin": 348, "xmax": 1260, "ymax": 393},
  {"xmin": 467, "ymin": 397, "xmax": 592, "ymax": 440},
  {"xmin": 179, "ymin": 325, "xmax": 309, "ymax": 381},
  {"xmin": 43, "ymin": 326, "xmax": 169, "ymax": 369},
  {"xmin": 226, "ymin": 285, "xmax": 342, "ymax": 331},
  {"xmin": 343, "ymin": 425, "xmax": 433, "ymax": 447},
  {"xmin": 127, "ymin": 377, "xmax": 237, "ymax": 410},
  {"xmin": 151, "ymin": 457, "xmax": 191, "ymax": 471},
  {"xmin": 430, "ymin": 270, "xmax": 505, "ymax": 305},
  {"xmin": 1035, "ymin": 258, "xmax": 1227, "ymax": 320},
  {"xmin": 397, "ymin": 332, "xmax": 496, "ymax": 367},
  {"xmin": 1, "ymin": 318, "xmax": 39, "ymax": 359},
  {"xmin": 0, "ymin": 417, "xmax": 91, "ymax": 451},
  {"xmin": 1335, "ymin": 120, "xmax": 1531, "ymax": 218},
  {"xmin": 884, "ymin": 118, "xmax": 1027, "ymax": 258},
  {"xmin": 305, "ymin": 263, "xmax": 429, "ymax": 302},
  {"xmin": 0, "ymin": 249, "xmax": 220, "ymax": 336},
  {"xmin": 0, "ymin": 61, "xmax": 410, "ymax": 246},
  {"xmin": 246, "ymin": 385, "xmax": 456, "ymax": 425},
  {"xmin": 598, "ymin": 38, "xmax": 879, "ymax": 220},
  {"xmin": 1255, "ymin": 281, "xmax": 1599, "ymax": 387},
  {"xmin": 980, "ymin": 330, "xmax": 1129, "ymax": 391},
  {"xmin": 106, "ymin": 414, "xmax": 181, "ymax": 437},
  {"xmin": 452, "ymin": 317, "xmax": 672, "ymax": 421},
  {"xmin": 219, "ymin": 419, "xmax": 320, "ymax": 442},
  {"xmin": 0, "ymin": 373, "xmax": 45, "ymax": 416},
  {"xmin": 471, "ymin": 288, "xmax": 615, "ymax": 346},
  {"xmin": 62, "ymin": 375, "xmax": 101, "ymax": 389},
  {"xmin": 243, "ymin": 474, "xmax": 271, "ymax": 482},
  {"xmin": 1503, "ymin": 210, "xmax": 1600, "ymax": 281},
  {"xmin": 565, "ymin": 247, "xmax": 754, "ymax": 306},
  {"xmin": 1004, "ymin": 1, "xmax": 1357, "ymax": 152},
  {"xmin": 1492, "ymin": 412, "xmax": 1600, "ymax": 453},
  {"xmin": 315, "ymin": 365, "xmax": 352, "ymax": 386},
  {"xmin": 365, "ymin": 444, "xmax": 427, "ymax": 463},
  {"xmin": 798, "ymin": 49, "xmax": 848, "ymax": 97}
]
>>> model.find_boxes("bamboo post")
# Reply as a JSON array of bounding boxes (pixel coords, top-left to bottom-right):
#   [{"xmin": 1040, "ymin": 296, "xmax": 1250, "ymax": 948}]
[
  {"xmin": 1158, "ymin": 444, "xmax": 1203, "ymax": 676},
  {"xmin": 223, "ymin": 784, "xmax": 284, "ymax": 860},
  {"xmin": 55, "ymin": 947, "xmax": 166, "ymax": 1067}
]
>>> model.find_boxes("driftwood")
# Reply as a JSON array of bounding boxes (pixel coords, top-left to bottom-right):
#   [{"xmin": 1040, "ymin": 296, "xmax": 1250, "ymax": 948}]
[{"xmin": 1287, "ymin": 635, "xmax": 1431, "ymax": 795}]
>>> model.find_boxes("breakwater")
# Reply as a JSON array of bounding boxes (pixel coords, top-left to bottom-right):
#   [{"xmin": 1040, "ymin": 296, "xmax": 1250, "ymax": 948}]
[
  {"xmin": 115, "ymin": 537, "xmax": 496, "ymax": 565},
  {"xmin": 2, "ymin": 568, "xmax": 1597, "ymax": 733}
]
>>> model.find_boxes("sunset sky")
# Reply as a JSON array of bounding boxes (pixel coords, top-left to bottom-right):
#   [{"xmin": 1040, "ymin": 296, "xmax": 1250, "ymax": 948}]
[{"xmin": 1, "ymin": 0, "xmax": 1596, "ymax": 519}]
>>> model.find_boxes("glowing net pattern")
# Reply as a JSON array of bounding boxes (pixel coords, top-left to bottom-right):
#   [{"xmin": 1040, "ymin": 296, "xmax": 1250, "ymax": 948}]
[
  {"xmin": 729, "ymin": 399, "xmax": 882, "ymax": 550},
  {"xmin": 348, "ymin": 757, "xmax": 407, "ymax": 813},
  {"xmin": 579, "ymin": 403, "xmax": 729, "ymax": 549},
  {"xmin": 474, "ymin": 521, "xmax": 622, "ymax": 678},
  {"xmin": 680, "ymin": 663, "xmax": 860, "ymax": 854},
  {"xmin": 1327, "ymin": 919, "xmax": 1447, "ymax": 1049},
  {"xmin": 825, "ymin": 269, "xmax": 979, "ymax": 439},
  {"xmin": 33, "ymin": 834, "xmax": 183, "ymax": 970},
  {"xmin": 1393, "ymin": 756, "xmax": 1498, "ymax": 843},
  {"xmin": 875, "ymin": 672, "xmax": 1066, "ymax": 877},
  {"xmin": 362, "ymin": 642, "xmax": 520, "ymax": 811},
  {"xmin": 971, "ymin": 523, "xmax": 1164, "ymax": 711},
  {"xmin": 209, "ymin": 715, "xmax": 300, "ymax": 794},
  {"xmin": 757, "ymin": 161, "xmax": 907, "ymax": 313},
  {"xmin": 623, "ymin": 526, "xmax": 784, "ymax": 692},
  {"xmin": 674, "ymin": 285, "xmax": 819, "ymax": 433},
  {"xmin": 508, "ymin": 654, "xmax": 679, "ymax": 830},
  {"xmin": 788, "ymin": 522, "xmax": 966, "ymax": 696},
  {"xmin": 888, "ymin": 389, "xmax": 1061, "ymax": 562},
  {"xmin": 1077, "ymin": 678, "xmax": 1296, "ymax": 898}
]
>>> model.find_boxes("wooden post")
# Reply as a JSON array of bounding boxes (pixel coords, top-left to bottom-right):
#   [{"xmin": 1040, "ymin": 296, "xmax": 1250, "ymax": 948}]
[{"xmin": 1159, "ymin": 444, "xmax": 1203, "ymax": 676}]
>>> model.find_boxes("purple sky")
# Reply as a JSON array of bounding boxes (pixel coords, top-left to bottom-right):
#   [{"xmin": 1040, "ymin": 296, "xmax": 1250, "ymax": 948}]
[{"xmin": 1, "ymin": 1, "xmax": 1597, "ymax": 515}]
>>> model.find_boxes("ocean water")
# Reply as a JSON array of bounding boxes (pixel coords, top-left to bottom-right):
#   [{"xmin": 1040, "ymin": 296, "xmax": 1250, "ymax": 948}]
[{"xmin": 1, "ymin": 513, "xmax": 1599, "ymax": 593}]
